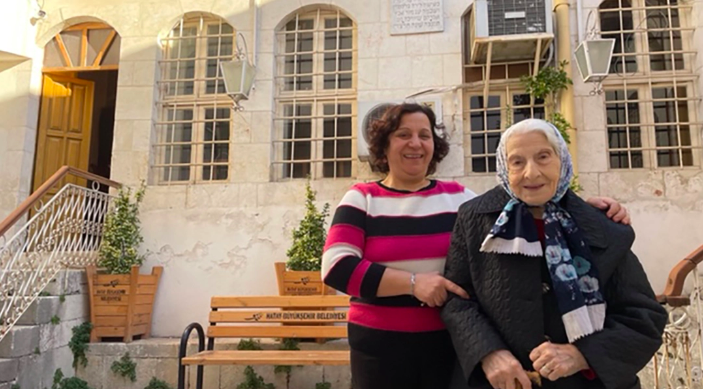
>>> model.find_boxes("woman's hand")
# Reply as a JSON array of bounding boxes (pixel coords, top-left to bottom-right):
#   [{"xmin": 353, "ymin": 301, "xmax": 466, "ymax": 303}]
[
  {"xmin": 413, "ymin": 271, "xmax": 469, "ymax": 307},
  {"xmin": 481, "ymin": 349, "xmax": 532, "ymax": 389},
  {"xmin": 529, "ymin": 342, "xmax": 589, "ymax": 381},
  {"xmin": 585, "ymin": 196, "xmax": 630, "ymax": 225}
]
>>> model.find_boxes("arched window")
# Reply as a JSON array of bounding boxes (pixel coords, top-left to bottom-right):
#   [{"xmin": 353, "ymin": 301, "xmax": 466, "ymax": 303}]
[
  {"xmin": 273, "ymin": 7, "xmax": 356, "ymax": 180},
  {"xmin": 599, "ymin": 0, "xmax": 699, "ymax": 169},
  {"xmin": 154, "ymin": 13, "xmax": 234, "ymax": 183}
]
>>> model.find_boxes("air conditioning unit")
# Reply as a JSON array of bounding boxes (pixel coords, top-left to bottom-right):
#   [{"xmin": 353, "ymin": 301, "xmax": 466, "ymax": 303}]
[
  {"xmin": 466, "ymin": 0, "xmax": 554, "ymax": 64},
  {"xmin": 357, "ymin": 99, "xmax": 442, "ymax": 161}
]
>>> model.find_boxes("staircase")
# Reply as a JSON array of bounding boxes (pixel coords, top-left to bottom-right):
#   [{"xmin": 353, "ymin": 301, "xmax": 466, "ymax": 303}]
[{"xmin": 0, "ymin": 166, "xmax": 120, "ymax": 344}]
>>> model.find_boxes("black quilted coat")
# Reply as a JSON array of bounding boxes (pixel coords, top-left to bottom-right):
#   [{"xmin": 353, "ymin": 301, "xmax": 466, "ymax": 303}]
[{"xmin": 441, "ymin": 186, "xmax": 667, "ymax": 389}]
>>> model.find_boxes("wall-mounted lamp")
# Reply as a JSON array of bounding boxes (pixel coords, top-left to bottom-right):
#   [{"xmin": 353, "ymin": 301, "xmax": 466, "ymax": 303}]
[
  {"xmin": 574, "ymin": 38, "xmax": 615, "ymax": 83},
  {"xmin": 220, "ymin": 32, "xmax": 256, "ymax": 111}
]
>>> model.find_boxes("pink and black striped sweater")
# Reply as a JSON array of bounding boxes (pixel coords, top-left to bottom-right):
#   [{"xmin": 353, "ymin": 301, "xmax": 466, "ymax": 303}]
[{"xmin": 322, "ymin": 180, "xmax": 476, "ymax": 333}]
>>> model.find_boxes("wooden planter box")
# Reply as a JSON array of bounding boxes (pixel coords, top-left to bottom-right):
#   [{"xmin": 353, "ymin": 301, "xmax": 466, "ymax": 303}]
[
  {"xmin": 86, "ymin": 265, "xmax": 163, "ymax": 343},
  {"xmin": 274, "ymin": 262, "xmax": 335, "ymax": 296}
]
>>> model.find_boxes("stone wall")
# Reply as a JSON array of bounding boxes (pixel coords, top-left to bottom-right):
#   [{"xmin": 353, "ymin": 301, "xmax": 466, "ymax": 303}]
[
  {"xmin": 0, "ymin": 270, "xmax": 89, "ymax": 389},
  {"xmin": 77, "ymin": 339, "xmax": 351, "ymax": 389}
]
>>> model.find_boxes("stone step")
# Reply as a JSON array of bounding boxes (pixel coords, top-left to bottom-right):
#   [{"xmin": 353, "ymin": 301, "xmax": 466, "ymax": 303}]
[
  {"xmin": 0, "ymin": 325, "xmax": 39, "ymax": 358},
  {"xmin": 0, "ymin": 358, "xmax": 18, "ymax": 383},
  {"xmin": 43, "ymin": 269, "xmax": 88, "ymax": 296}
]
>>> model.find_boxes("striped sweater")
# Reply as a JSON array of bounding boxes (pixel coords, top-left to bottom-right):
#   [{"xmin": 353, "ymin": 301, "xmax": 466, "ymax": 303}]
[{"xmin": 322, "ymin": 180, "xmax": 476, "ymax": 333}]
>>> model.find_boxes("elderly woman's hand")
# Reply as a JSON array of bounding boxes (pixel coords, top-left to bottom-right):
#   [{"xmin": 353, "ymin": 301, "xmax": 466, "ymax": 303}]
[
  {"xmin": 481, "ymin": 349, "xmax": 532, "ymax": 389},
  {"xmin": 529, "ymin": 342, "xmax": 589, "ymax": 381},
  {"xmin": 413, "ymin": 271, "xmax": 469, "ymax": 307},
  {"xmin": 585, "ymin": 196, "xmax": 630, "ymax": 224}
]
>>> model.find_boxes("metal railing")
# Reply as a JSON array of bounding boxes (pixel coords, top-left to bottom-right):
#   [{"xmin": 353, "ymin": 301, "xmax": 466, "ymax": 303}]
[
  {"xmin": 641, "ymin": 245, "xmax": 703, "ymax": 388},
  {"xmin": 0, "ymin": 166, "xmax": 121, "ymax": 342}
]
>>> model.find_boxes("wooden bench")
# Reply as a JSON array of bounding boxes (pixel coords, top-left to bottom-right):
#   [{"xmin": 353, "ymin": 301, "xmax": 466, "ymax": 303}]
[{"xmin": 177, "ymin": 295, "xmax": 350, "ymax": 389}]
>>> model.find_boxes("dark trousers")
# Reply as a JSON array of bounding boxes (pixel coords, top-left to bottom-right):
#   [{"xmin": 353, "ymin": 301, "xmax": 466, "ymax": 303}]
[{"xmin": 349, "ymin": 324, "xmax": 456, "ymax": 389}]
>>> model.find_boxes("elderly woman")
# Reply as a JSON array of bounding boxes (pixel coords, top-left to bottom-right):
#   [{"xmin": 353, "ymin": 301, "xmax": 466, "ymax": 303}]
[
  {"xmin": 322, "ymin": 105, "xmax": 632, "ymax": 389},
  {"xmin": 442, "ymin": 118, "xmax": 667, "ymax": 389}
]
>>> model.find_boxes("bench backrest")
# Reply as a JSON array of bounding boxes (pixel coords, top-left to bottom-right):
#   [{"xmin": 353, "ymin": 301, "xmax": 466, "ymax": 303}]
[{"xmin": 208, "ymin": 295, "xmax": 350, "ymax": 339}]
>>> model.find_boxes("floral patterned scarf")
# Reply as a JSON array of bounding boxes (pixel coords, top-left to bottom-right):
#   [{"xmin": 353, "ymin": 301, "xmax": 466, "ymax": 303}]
[{"xmin": 480, "ymin": 120, "xmax": 605, "ymax": 343}]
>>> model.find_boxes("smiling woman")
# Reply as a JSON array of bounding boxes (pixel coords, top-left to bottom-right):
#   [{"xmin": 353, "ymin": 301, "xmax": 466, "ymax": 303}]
[{"xmin": 442, "ymin": 118, "xmax": 667, "ymax": 389}]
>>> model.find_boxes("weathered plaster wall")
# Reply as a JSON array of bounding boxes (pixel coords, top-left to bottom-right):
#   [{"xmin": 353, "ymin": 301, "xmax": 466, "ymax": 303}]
[{"xmin": 0, "ymin": 0, "xmax": 699, "ymax": 337}]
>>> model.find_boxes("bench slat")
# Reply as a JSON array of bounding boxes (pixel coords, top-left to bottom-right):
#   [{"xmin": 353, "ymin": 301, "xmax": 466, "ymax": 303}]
[
  {"xmin": 209, "ymin": 310, "xmax": 348, "ymax": 323},
  {"xmin": 181, "ymin": 350, "xmax": 350, "ymax": 366},
  {"xmin": 207, "ymin": 325, "xmax": 347, "ymax": 338},
  {"xmin": 211, "ymin": 295, "xmax": 349, "ymax": 308}
]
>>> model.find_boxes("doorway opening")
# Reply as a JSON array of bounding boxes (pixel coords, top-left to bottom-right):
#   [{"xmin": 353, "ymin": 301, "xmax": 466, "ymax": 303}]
[{"xmin": 35, "ymin": 22, "xmax": 120, "ymax": 194}]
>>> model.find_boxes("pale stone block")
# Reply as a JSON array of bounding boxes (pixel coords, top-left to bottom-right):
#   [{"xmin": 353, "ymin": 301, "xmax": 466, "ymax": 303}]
[
  {"xmin": 260, "ymin": 0, "xmax": 304, "ymax": 31},
  {"xmin": 136, "ymin": 2, "xmax": 185, "ymax": 37},
  {"xmin": 115, "ymin": 86, "xmax": 157, "ymax": 121},
  {"xmin": 598, "ymin": 171, "xmax": 665, "ymax": 202},
  {"xmin": 358, "ymin": 23, "xmax": 406, "ymax": 59},
  {"xmin": 121, "ymin": 60, "xmax": 158, "ymax": 88},
  {"xmin": 251, "ymin": 111, "xmax": 273, "ymax": 144},
  {"xmin": 435, "ymin": 144, "xmax": 465, "ymax": 177},
  {"xmin": 0, "ymin": 359, "xmax": 18, "ymax": 383},
  {"xmin": 43, "ymin": 269, "xmax": 87, "ymax": 296},
  {"xmin": 76, "ymin": 354, "xmax": 105, "ymax": 389},
  {"xmin": 232, "ymin": 110, "xmax": 253, "ymax": 144},
  {"xmin": 576, "ymin": 173, "xmax": 601, "ymax": 200},
  {"xmin": 185, "ymin": 184, "xmax": 240, "ymax": 209},
  {"xmin": 231, "ymin": 143, "xmax": 271, "ymax": 183},
  {"xmin": 0, "ymin": 325, "xmax": 39, "ymax": 358},
  {"xmin": 412, "ymin": 55, "xmax": 445, "ymax": 88},
  {"xmin": 443, "ymin": 53, "xmax": 463, "ymax": 86},
  {"xmin": 257, "ymin": 181, "xmax": 308, "ymax": 207},
  {"xmin": 129, "ymin": 120, "xmax": 153, "ymax": 153},
  {"xmin": 56, "ymin": 294, "xmax": 89, "ymax": 322},
  {"xmin": 40, "ymin": 318, "xmax": 86, "ymax": 352},
  {"xmin": 337, "ymin": 0, "xmax": 382, "ymax": 23},
  {"xmin": 258, "ymin": 29, "xmax": 275, "ymax": 55},
  {"xmin": 378, "ymin": 56, "xmax": 412, "ymax": 89},
  {"xmin": 140, "ymin": 186, "xmax": 187, "ymax": 211},
  {"xmin": 406, "ymin": 34, "xmax": 430, "ymax": 56},
  {"xmin": 358, "ymin": 58, "xmax": 378, "ymax": 90},
  {"xmin": 179, "ymin": 0, "xmax": 216, "ymax": 14},
  {"xmin": 17, "ymin": 296, "xmax": 59, "ymax": 325},
  {"xmin": 429, "ymin": 18, "xmax": 462, "ymax": 55},
  {"xmin": 16, "ymin": 354, "xmax": 42, "ymax": 389},
  {"xmin": 663, "ymin": 170, "xmax": 703, "ymax": 209},
  {"xmin": 188, "ymin": 364, "xmax": 221, "ymax": 389},
  {"xmin": 242, "ymin": 79, "xmax": 274, "ymax": 111},
  {"xmin": 119, "ymin": 36, "xmax": 160, "ymax": 62},
  {"xmin": 576, "ymin": 130, "xmax": 608, "ymax": 173},
  {"xmin": 212, "ymin": 0, "xmax": 253, "ymax": 29},
  {"xmin": 110, "ymin": 151, "xmax": 149, "ymax": 186},
  {"xmin": 572, "ymin": 95, "xmax": 584, "ymax": 131},
  {"xmin": 112, "ymin": 121, "xmax": 135, "ymax": 152},
  {"xmin": 255, "ymin": 53, "xmax": 274, "ymax": 81},
  {"xmin": 151, "ymin": 357, "xmax": 179, "ymax": 387},
  {"xmin": 581, "ymin": 94, "xmax": 607, "ymax": 131}
]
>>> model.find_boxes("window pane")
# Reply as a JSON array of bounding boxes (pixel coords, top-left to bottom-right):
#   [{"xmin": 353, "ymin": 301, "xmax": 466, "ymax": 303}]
[{"xmin": 60, "ymin": 31, "xmax": 82, "ymax": 67}]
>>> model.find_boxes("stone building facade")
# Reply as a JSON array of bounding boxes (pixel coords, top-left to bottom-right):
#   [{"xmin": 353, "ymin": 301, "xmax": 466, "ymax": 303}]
[{"xmin": 1, "ymin": 0, "xmax": 702, "ymax": 337}]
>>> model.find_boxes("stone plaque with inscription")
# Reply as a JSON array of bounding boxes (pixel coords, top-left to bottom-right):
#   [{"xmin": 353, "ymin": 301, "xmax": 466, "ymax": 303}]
[{"xmin": 390, "ymin": 0, "xmax": 444, "ymax": 35}]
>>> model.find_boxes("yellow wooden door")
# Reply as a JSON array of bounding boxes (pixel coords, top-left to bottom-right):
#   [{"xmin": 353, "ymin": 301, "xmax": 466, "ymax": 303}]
[{"xmin": 33, "ymin": 74, "xmax": 94, "ymax": 195}]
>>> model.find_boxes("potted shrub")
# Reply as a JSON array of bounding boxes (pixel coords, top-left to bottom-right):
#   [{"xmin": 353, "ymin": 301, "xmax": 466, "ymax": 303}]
[
  {"xmin": 274, "ymin": 179, "xmax": 334, "ymax": 296},
  {"xmin": 86, "ymin": 184, "xmax": 163, "ymax": 342}
]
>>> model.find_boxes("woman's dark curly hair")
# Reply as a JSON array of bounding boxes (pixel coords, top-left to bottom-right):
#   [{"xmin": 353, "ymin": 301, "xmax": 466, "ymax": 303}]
[{"xmin": 368, "ymin": 103, "xmax": 450, "ymax": 175}]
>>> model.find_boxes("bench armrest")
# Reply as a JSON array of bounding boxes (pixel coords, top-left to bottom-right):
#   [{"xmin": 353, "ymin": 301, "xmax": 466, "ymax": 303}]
[{"xmin": 178, "ymin": 323, "xmax": 205, "ymax": 389}]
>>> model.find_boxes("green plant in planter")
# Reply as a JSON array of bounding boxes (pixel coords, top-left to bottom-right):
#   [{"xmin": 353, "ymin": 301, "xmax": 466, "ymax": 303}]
[
  {"xmin": 285, "ymin": 179, "xmax": 330, "ymax": 271},
  {"xmin": 99, "ymin": 183, "xmax": 146, "ymax": 274}
]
